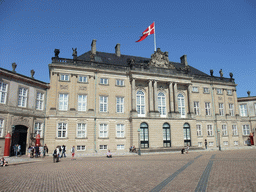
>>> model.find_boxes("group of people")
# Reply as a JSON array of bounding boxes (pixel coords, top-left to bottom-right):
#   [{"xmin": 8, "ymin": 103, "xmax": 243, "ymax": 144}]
[
  {"xmin": 1, "ymin": 157, "xmax": 8, "ymax": 167},
  {"xmin": 28, "ymin": 144, "xmax": 48, "ymax": 158},
  {"xmin": 53, "ymin": 145, "xmax": 72, "ymax": 163},
  {"xmin": 181, "ymin": 145, "xmax": 190, "ymax": 154},
  {"xmin": 129, "ymin": 145, "xmax": 137, "ymax": 152},
  {"xmin": 13, "ymin": 144, "xmax": 21, "ymax": 156}
]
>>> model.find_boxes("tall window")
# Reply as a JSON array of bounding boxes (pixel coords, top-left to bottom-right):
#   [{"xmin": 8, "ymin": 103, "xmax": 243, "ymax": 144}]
[
  {"xmin": 0, "ymin": 82, "xmax": 8, "ymax": 104},
  {"xmin": 100, "ymin": 78, "xmax": 108, "ymax": 85},
  {"xmin": 0, "ymin": 119, "xmax": 4, "ymax": 137},
  {"xmin": 59, "ymin": 94, "xmax": 68, "ymax": 111},
  {"xmin": 222, "ymin": 124, "xmax": 227, "ymax": 136},
  {"xmin": 178, "ymin": 94, "xmax": 185, "ymax": 117},
  {"xmin": 18, "ymin": 87, "xmax": 28, "ymax": 107},
  {"xmin": 158, "ymin": 92, "xmax": 166, "ymax": 116},
  {"xmin": 60, "ymin": 74, "xmax": 69, "ymax": 81},
  {"xmin": 99, "ymin": 96, "xmax": 108, "ymax": 112},
  {"xmin": 35, "ymin": 122, "xmax": 43, "ymax": 137},
  {"xmin": 196, "ymin": 124, "xmax": 202, "ymax": 136},
  {"xmin": 194, "ymin": 101, "xmax": 200, "ymax": 115},
  {"xmin": 219, "ymin": 103, "xmax": 224, "ymax": 116},
  {"xmin": 116, "ymin": 124, "xmax": 125, "ymax": 138},
  {"xmin": 229, "ymin": 104, "xmax": 234, "ymax": 116},
  {"xmin": 205, "ymin": 102, "xmax": 211, "ymax": 116},
  {"xmin": 36, "ymin": 92, "xmax": 44, "ymax": 110},
  {"xmin": 136, "ymin": 90, "xmax": 145, "ymax": 116},
  {"xmin": 116, "ymin": 97, "xmax": 124, "ymax": 113},
  {"xmin": 78, "ymin": 95, "xmax": 87, "ymax": 111},
  {"xmin": 232, "ymin": 125, "xmax": 238, "ymax": 136},
  {"xmin": 239, "ymin": 104, "xmax": 247, "ymax": 116},
  {"xmin": 207, "ymin": 124, "xmax": 213, "ymax": 136},
  {"xmin": 242, "ymin": 125, "xmax": 250, "ymax": 135},
  {"xmin": 99, "ymin": 124, "xmax": 108, "ymax": 138},
  {"xmin": 57, "ymin": 123, "xmax": 67, "ymax": 138},
  {"xmin": 77, "ymin": 123, "xmax": 86, "ymax": 138}
]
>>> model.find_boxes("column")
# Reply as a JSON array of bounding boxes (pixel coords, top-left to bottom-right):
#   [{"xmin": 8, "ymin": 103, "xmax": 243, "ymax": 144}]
[
  {"xmin": 148, "ymin": 80, "xmax": 153, "ymax": 112},
  {"xmin": 173, "ymin": 83, "xmax": 178, "ymax": 113},
  {"xmin": 168, "ymin": 82, "xmax": 174, "ymax": 113},
  {"xmin": 153, "ymin": 80, "xmax": 158, "ymax": 111},
  {"xmin": 131, "ymin": 78, "xmax": 136, "ymax": 111},
  {"xmin": 187, "ymin": 84, "xmax": 193, "ymax": 114},
  {"xmin": 233, "ymin": 89, "xmax": 239, "ymax": 115},
  {"xmin": 88, "ymin": 75, "xmax": 95, "ymax": 111},
  {"xmin": 223, "ymin": 89, "xmax": 228, "ymax": 115}
]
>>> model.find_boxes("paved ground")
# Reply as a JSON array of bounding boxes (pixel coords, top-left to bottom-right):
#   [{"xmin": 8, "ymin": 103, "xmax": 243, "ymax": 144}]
[{"xmin": 1, "ymin": 149, "xmax": 256, "ymax": 192}]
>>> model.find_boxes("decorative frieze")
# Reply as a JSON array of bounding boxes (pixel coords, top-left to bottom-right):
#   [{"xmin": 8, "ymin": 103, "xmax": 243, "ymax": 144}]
[{"xmin": 60, "ymin": 85, "xmax": 68, "ymax": 89}]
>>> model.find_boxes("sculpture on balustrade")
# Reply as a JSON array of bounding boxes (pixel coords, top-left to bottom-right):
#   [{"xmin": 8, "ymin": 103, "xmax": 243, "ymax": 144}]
[
  {"xmin": 219, "ymin": 69, "xmax": 223, "ymax": 78},
  {"xmin": 72, "ymin": 48, "xmax": 77, "ymax": 57},
  {"xmin": 54, "ymin": 49, "xmax": 60, "ymax": 58}
]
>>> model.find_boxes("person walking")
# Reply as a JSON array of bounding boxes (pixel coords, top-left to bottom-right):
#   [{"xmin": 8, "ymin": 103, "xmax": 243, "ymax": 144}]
[
  {"xmin": 61, "ymin": 145, "xmax": 66, "ymax": 158},
  {"xmin": 35, "ymin": 144, "xmax": 40, "ymax": 158},
  {"xmin": 13, "ymin": 144, "xmax": 18, "ymax": 157},
  {"xmin": 53, "ymin": 148, "xmax": 58, "ymax": 163},
  {"xmin": 56, "ymin": 146, "xmax": 60, "ymax": 162},
  {"xmin": 39, "ymin": 145, "xmax": 44, "ymax": 157},
  {"xmin": 43, "ymin": 144, "xmax": 48, "ymax": 156},
  {"xmin": 17, "ymin": 144, "xmax": 21, "ymax": 156},
  {"xmin": 205, "ymin": 139, "xmax": 207, "ymax": 149},
  {"xmin": 71, "ymin": 146, "xmax": 75, "ymax": 160},
  {"xmin": 186, "ymin": 144, "xmax": 189, "ymax": 154}
]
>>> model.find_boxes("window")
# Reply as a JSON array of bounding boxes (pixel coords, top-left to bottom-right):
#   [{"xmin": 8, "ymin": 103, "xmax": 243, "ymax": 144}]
[
  {"xmin": 209, "ymin": 142, "xmax": 214, "ymax": 146},
  {"xmin": 207, "ymin": 124, "xmax": 213, "ymax": 136},
  {"xmin": 229, "ymin": 104, "xmax": 234, "ymax": 116},
  {"xmin": 227, "ymin": 89, "xmax": 232, "ymax": 95},
  {"xmin": 59, "ymin": 94, "xmax": 68, "ymax": 111},
  {"xmin": 196, "ymin": 124, "xmax": 202, "ymax": 136},
  {"xmin": 99, "ymin": 96, "xmax": 108, "ymax": 112},
  {"xmin": 116, "ymin": 79, "xmax": 124, "ymax": 86},
  {"xmin": 35, "ymin": 122, "xmax": 43, "ymax": 137},
  {"xmin": 136, "ymin": 90, "xmax": 145, "ymax": 116},
  {"xmin": 116, "ymin": 97, "xmax": 124, "ymax": 113},
  {"xmin": 232, "ymin": 125, "xmax": 238, "ymax": 136},
  {"xmin": 18, "ymin": 87, "xmax": 28, "ymax": 107},
  {"xmin": 99, "ymin": 124, "xmax": 108, "ymax": 138},
  {"xmin": 158, "ymin": 92, "xmax": 166, "ymax": 116},
  {"xmin": 77, "ymin": 145, "xmax": 86, "ymax": 151},
  {"xmin": 78, "ymin": 95, "xmax": 87, "ymax": 111},
  {"xmin": 178, "ymin": 94, "xmax": 185, "ymax": 117},
  {"xmin": 57, "ymin": 123, "xmax": 67, "ymax": 138},
  {"xmin": 205, "ymin": 102, "xmax": 211, "ymax": 116},
  {"xmin": 0, "ymin": 119, "xmax": 4, "ymax": 137},
  {"xmin": 0, "ymin": 82, "xmax": 8, "ymax": 104},
  {"xmin": 242, "ymin": 125, "xmax": 250, "ymax": 135},
  {"xmin": 36, "ymin": 92, "xmax": 44, "ymax": 110},
  {"xmin": 239, "ymin": 104, "xmax": 247, "ymax": 116},
  {"xmin": 223, "ymin": 141, "xmax": 228, "ymax": 146},
  {"xmin": 234, "ymin": 141, "xmax": 238, "ymax": 146},
  {"xmin": 203, "ymin": 87, "xmax": 209, "ymax": 93},
  {"xmin": 77, "ymin": 123, "xmax": 86, "ymax": 138},
  {"xmin": 198, "ymin": 142, "xmax": 202, "ymax": 147},
  {"xmin": 219, "ymin": 103, "xmax": 224, "ymax": 116},
  {"xmin": 192, "ymin": 87, "xmax": 198, "ymax": 93},
  {"xmin": 99, "ymin": 145, "xmax": 107, "ymax": 150},
  {"xmin": 60, "ymin": 74, "xmax": 69, "ymax": 81},
  {"xmin": 116, "ymin": 124, "xmax": 125, "ymax": 138},
  {"xmin": 217, "ymin": 88, "xmax": 222, "ymax": 94},
  {"xmin": 194, "ymin": 102, "xmax": 200, "ymax": 115},
  {"xmin": 78, "ymin": 76, "xmax": 88, "ymax": 83},
  {"xmin": 100, "ymin": 78, "xmax": 108, "ymax": 85},
  {"xmin": 222, "ymin": 125, "xmax": 228, "ymax": 136},
  {"xmin": 117, "ymin": 144, "xmax": 125, "ymax": 150}
]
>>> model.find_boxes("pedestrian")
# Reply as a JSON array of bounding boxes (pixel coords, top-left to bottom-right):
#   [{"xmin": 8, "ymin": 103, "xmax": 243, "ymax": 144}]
[
  {"xmin": 43, "ymin": 144, "xmax": 48, "ymax": 156},
  {"xmin": 53, "ymin": 148, "xmax": 58, "ymax": 163},
  {"xmin": 56, "ymin": 146, "xmax": 60, "ymax": 162},
  {"xmin": 18, "ymin": 144, "xmax": 21, "ymax": 156},
  {"xmin": 27, "ymin": 146, "xmax": 31, "ymax": 157},
  {"xmin": 205, "ymin": 139, "xmax": 207, "ymax": 149},
  {"xmin": 30, "ymin": 145, "xmax": 34, "ymax": 158},
  {"xmin": 35, "ymin": 144, "xmax": 40, "ymax": 158},
  {"xmin": 13, "ymin": 144, "xmax": 18, "ymax": 157},
  {"xmin": 186, "ymin": 144, "xmax": 189, "ymax": 154},
  {"xmin": 39, "ymin": 145, "xmax": 44, "ymax": 157},
  {"xmin": 106, "ymin": 150, "xmax": 112, "ymax": 158},
  {"xmin": 181, "ymin": 148, "xmax": 185, "ymax": 154},
  {"xmin": 61, "ymin": 145, "xmax": 66, "ymax": 158},
  {"xmin": 71, "ymin": 146, "xmax": 75, "ymax": 160},
  {"xmin": 1, "ymin": 157, "xmax": 8, "ymax": 166}
]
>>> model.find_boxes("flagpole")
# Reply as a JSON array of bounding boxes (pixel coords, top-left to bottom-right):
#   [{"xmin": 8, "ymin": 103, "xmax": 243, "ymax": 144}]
[{"xmin": 154, "ymin": 21, "xmax": 156, "ymax": 52}]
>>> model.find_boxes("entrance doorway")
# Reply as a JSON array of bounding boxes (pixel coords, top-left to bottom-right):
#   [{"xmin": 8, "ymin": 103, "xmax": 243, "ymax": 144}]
[
  {"xmin": 140, "ymin": 123, "xmax": 149, "ymax": 148},
  {"xmin": 11, "ymin": 125, "xmax": 28, "ymax": 156},
  {"xmin": 163, "ymin": 123, "xmax": 171, "ymax": 147},
  {"xmin": 183, "ymin": 123, "xmax": 191, "ymax": 146}
]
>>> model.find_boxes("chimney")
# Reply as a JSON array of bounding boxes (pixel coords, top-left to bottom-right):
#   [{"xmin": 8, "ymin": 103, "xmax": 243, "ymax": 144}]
[
  {"xmin": 12, "ymin": 62, "xmax": 17, "ymax": 72},
  {"xmin": 31, "ymin": 69, "xmax": 35, "ymax": 78},
  {"xmin": 115, "ymin": 44, "xmax": 121, "ymax": 57},
  {"xmin": 91, "ymin": 39, "xmax": 97, "ymax": 55},
  {"xmin": 180, "ymin": 55, "xmax": 188, "ymax": 66}
]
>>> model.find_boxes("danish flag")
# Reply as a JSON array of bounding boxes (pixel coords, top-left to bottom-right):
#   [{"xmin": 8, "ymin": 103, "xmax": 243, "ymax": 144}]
[{"xmin": 136, "ymin": 22, "xmax": 155, "ymax": 42}]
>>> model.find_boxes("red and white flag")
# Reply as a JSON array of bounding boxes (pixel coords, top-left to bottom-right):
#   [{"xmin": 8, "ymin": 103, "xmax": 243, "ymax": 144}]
[{"xmin": 136, "ymin": 22, "xmax": 155, "ymax": 42}]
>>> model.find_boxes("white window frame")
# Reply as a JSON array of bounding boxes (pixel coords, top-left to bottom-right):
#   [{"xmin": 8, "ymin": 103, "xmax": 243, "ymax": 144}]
[
  {"xmin": 158, "ymin": 92, "xmax": 166, "ymax": 117},
  {"xmin": 78, "ymin": 95, "xmax": 87, "ymax": 112},
  {"xmin": 227, "ymin": 89, "xmax": 232, "ymax": 95},
  {"xmin": 194, "ymin": 101, "xmax": 200, "ymax": 115},
  {"xmin": 77, "ymin": 145, "xmax": 86, "ymax": 151},
  {"xmin": 18, "ymin": 87, "xmax": 28, "ymax": 107},
  {"xmin": 60, "ymin": 74, "xmax": 69, "ymax": 81},
  {"xmin": 116, "ymin": 124, "xmax": 125, "ymax": 138},
  {"xmin": 192, "ymin": 86, "xmax": 199, "ymax": 93},
  {"xmin": 59, "ymin": 94, "xmax": 68, "ymax": 111},
  {"xmin": 205, "ymin": 102, "xmax": 211, "ymax": 116},
  {"xmin": 178, "ymin": 93, "xmax": 185, "ymax": 118},
  {"xmin": 229, "ymin": 104, "xmax": 234, "ymax": 116},
  {"xmin": 203, "ymin": 87, "xmax": 209, "ymax": 93},
  {"xmin": 78, "ymin": 76, "xmax": 88, "ymax": 83},
  {"xmin": 196, "ymin": 124, "xmax": 202, "ymax": 136},
  {"xmin": 242, "ymin": 125, "xmax": 250, "ymax": 136},
  {"xmin": 116, "ymin": 79, "xmax": 124, "ymax": 86},
  {"xmin": 117, "ymin": 144, "xmax": 125, "ymax": 150},
  {"xmin": 136, "ymin": 90, "xmax": 145, "ymax": 117},
  {"xmin": 207, "ymin": 124, "xmax": 213, "ymax": 136},
  {"xmin": 234, "ymin": 141, "xmax": 238, "ymax": 146},
  {"xmin": 36, "ymin": 92, "xmax": 44, "ymax": 110},
  {"xmin": 209, "ymin": 142, "xmax": 214, "ymax": 146},
  {"xmin": 0, "ymin": 119, "xmax": 4, "ymax": 137},
  {"xmin": 99, "ymin": 145, "xmax": 107, "ymax": 150},
  {"xmin": 116, "ymin": 97, "xmax": 124, "ymax": 113},
  {"xmin": 232, "ymin": 125, "xmax": 238, "ymax": 136},
  {"xmin": 77, "ymin": 123, "xmax": 87, "ymax": 138},
  {"xmin": 222, "ymin": 124, "xmax": 228, "ymax": 136},
  {"xmin": 223, "ymin": 141, "xmax": 228, "ymax": 146},
  {"xmin": 0, "ymin": 82, "xmax": 8, "ymax": 104},
  {"xmin": 34, "ymin": 122, "xmax": 43, "ymax": 137},
  {"xmin": 217, "ymin": 88, "xmax": 223, "ymax": 94},
  {"xmin": 99, "ymin": 124, "xmax": 108, "ymax": 138},
  {"xmin": 219, "ymin": 103, "xmax": 224, "ymax": 116},
  {"xmin": 99, "ymin": 96, "xmax": 108, "ymax": 112},
  {"xmin": 57, "ymin": 123, "xmax": 67, "ymax": 138},
  {"xmin": 100, "ymin": 78, "xmax": 108, "ymax": 85},
  {"xmin": 198, "ymin": 142, "xmax": 202, "ymax": 147},
  {"xmin": 240, "ymin": 104, "xmax": 247, "ymax": 117}
]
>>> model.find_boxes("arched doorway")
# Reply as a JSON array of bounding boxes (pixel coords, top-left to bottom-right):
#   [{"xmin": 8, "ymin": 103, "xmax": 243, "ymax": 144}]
[
  {"xmin": 140, "ymin": 123, "xmax": 149, "ymax": 148},
  {"xmin": 183, "ymin": 123, "xmax": 191, "ymax": 146},
  {"xmin": 163, "ymin": 123, "xmax": 171, "ymax": 147},
  {"xmin": 11, "ymin": 125, "xmax": 28, "ymax": 156}
]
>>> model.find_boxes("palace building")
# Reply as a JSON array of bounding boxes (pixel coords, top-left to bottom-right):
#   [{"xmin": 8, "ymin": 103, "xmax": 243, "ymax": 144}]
[{"xmin": 0, "ymin": 40, "xmax": 255, "ymax": 156}]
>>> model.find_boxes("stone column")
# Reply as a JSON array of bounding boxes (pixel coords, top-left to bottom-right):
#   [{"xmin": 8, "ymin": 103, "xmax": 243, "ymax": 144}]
[
  {"xmin": 88, "ymin": 75, "xmax": 95, "ymax": 112},
  {"xmin": 153, "ymin": 80, "xmax": 158, "ymax": 111},
  {"xmin": 223, "ymin": 89, "xmax": 228, "ymax": 115},
  {"xmin": 233, "ymin": 90, "xmax": 239, "ymax": 115},
  {"xmin": 168, "ymin": 82, "xmax": 174, "ymax": 113},
  {"xmin": 173, "ymin": 83, "xmax": 178, "ymax": 113},
  {"xmin": 187, "ymin": 84, "xmax": 193, "ymax": 114},
  {"xmin": 148, "ymin": 80, "xmax": 153, "ymax": 112},
  {"xmin": 131, "ymin": 78, "xmax": 136, "ymax": 111}
]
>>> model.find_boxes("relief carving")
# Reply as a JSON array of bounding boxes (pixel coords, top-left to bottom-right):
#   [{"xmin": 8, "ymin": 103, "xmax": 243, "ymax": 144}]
[
  {"xmin": 228, "ymin": 97, "xmax": 233, "ymax": 101},
  {"xmin": 60, "ymin": 85, "xmax": 68, "ymax": 89},
  {"xmin": 12, "ymin": 116, "xmax": 30, "ymax": 127},
  {"xmin": 79, "ymin": 86, "xmax": 87, "ymax": 91},
  {"xmin": 218, "ymin": 97, "xmax": 223, "ymax": 100},
  {"xmin": 148, "ymin": 48, "xmax": 175, "ymax": 69}
]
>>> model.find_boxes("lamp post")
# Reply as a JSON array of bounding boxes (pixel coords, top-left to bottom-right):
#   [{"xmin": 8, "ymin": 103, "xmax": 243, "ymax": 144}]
[
  {"xmin": 218, "ymin": 129, "xmax": 221, "ymax": 151},
  {"xmin": 138, "ymin": 128, "xmax": 141, "ymax": 156}
]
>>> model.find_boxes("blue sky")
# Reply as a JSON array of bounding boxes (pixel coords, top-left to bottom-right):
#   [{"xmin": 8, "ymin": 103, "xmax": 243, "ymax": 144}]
[{"xmin": 0, "ymin": 0, "xmax": 255, "ymax": 97}]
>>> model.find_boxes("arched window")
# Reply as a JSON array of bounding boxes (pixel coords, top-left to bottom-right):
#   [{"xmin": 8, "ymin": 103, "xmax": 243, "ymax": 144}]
[
  {"xmin": 136, "ymin": 90, "xmax": 145, "ymax": 116},
  {"xmin": 158, "ymin": 92, "xmax": 166, "ymax": 116},
  {"xmin": 163, "ymin": 123, "xmax": 171, "ymax": 147},
  {"xmin": 178, "ymin": 93, "xmax": 185, "ymax": 117},
  {"xmin": 183, "ymin": 123, "xmax": 191, "ymax": 146}
]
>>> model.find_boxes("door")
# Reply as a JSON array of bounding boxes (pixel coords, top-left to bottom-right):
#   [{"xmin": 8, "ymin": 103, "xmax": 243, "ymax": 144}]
[
  {"xmin": 163, "ymin": 123, "xmax": 171, "ymax": 147},
  {"xmin": 183, "ymin": 123, "xmax": 191, "ymax": 146},
  {"xmin": 140, "ymin": 123, "xmax": 149, "ymax": 148},
  {"xmin": 11, "ymin": 125, "xmax": 28, "ymax": 156}
]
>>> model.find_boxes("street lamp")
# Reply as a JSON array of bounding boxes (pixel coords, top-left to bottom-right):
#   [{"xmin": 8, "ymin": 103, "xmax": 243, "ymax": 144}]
[
  {"xmin": 218, "ymin": 129, "xmax": 221, "ymax": 151},
  {"xmin": 137, "ymin": 128, "xmax": 141, "ymax": 156}
]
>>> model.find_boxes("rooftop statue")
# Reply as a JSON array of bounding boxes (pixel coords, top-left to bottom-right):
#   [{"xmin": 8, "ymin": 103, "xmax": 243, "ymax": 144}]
[
  {"xmin": 149, "ymin": 48, "xmax": 174, "ymax": 69},
  {"xmin": 72, "ymin": 48, "xmax": 77, "ymax": 57}
]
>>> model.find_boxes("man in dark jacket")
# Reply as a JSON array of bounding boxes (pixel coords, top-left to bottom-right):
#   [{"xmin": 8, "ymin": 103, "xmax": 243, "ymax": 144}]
[{"xmin": 35, "ymin": 144, "xmax": 40, "ymax": 158}]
